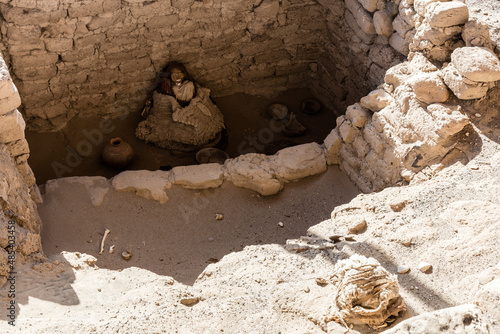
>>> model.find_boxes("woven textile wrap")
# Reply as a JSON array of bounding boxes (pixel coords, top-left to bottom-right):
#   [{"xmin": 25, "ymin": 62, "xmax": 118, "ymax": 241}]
[
  {"xmin": 136, "ymin": 83, "xmax": 225, "ymax": 151},
  {"xmin": 328, "ymin": 254, "xmax": 406, "ymax": 329}
]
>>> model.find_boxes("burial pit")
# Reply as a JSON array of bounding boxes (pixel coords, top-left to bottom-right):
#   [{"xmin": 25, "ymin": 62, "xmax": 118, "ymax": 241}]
[{"xmin": 1, "ymin": 0, "xmax": 500, "ymax": 332}]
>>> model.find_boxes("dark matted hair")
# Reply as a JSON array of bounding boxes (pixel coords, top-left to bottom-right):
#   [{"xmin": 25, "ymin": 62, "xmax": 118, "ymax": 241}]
[{"xmin": 157, "ymin": 61, "xmax": 195, "ymax": 96}]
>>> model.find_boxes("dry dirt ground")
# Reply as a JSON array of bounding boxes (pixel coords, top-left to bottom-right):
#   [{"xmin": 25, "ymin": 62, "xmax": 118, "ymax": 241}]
[
  {"xmin": 1, "ymin": 86, "xmax": 497, "ymax": 334},
  {"xmin": 1, "ymin": 1, "xmax": 500, "ymax": 333}
]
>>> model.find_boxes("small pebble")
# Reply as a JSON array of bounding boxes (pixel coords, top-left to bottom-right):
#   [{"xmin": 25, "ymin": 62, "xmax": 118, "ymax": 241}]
[
  {"xmin": 418, "ymin": 261, "xmax": 433, "ymax": 273},
  {"xmin": 208, "ymin": 237, "xmax": 214, "ymax": 241},
  {"xmin": 397, "ymin": 265, "xmax": 410, "ymax": 274},
  {"xmin": 348, "ymin": 219, "xmax": 367, "ymax": 234},
  {"xmin": 277, "ymin": 222, "xmax": 284, "ymax": 228},
  {"xmin": 180, "ymin": 296, "xmax": 200, "ymax": 306},
  {"xmin": 329, "ymin": 235, "xmax": 342, "ymax": 243},
  {"xmin": 215, "ymin": 214, "xmax": 223, "ymax": 220},
  {"xmin": 315, "ymin": 277, "xmax": 328, "ymax": 286},
  {"xmin": 475, "ymin": 113, "xmax": 481, "ymax": 118},
  {"xmin": 344, "ymin": 235, "xmax": 356, "ymax": 242},
  {"xmin": 469, "ymin": 164, "xmax": 479, "ymax": 170}
]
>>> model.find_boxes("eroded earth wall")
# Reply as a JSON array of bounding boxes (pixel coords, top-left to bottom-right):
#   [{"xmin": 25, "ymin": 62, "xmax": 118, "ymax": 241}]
[{"xmin": 0, "ymin": 53, "xmax": 44, "ymax": 288}]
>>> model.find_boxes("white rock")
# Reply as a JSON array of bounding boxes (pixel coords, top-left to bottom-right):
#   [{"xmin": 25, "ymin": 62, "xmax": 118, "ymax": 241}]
[
  {"xmin": 407, "ymin": 72, "xmax": 450, "ymax": 104},
  {"xmin": 225, "ymin": 154, "xmax": 282, "ymax": 196},
  {"xmin": 384, "ymin": 304, "xmax": 493, "ymax": 334},
  {"xmin": 427, "ymin": 103, "xmax": 469, "ymax": 137},
  {"xmin": 273, "ymin": 143, "xmax": 327, "ymax": 181},
  {"xmin": 426, "ymin": 1, "xmax": 469, "ymax": 28},
  {"xmin": 112, "ymin": 170, "xmax": 171, "ymax": 204},
  {"xmin": 474, "ymin": 278, "xmax": 500, "ymax": 322},
  {"xmin": 170, "ymin": 163, "xmax": 224, "ymax": 189},
  {"xmin": 408, "ymin": 52, "xmax": 438, "ymax": 73},
  {"xmin": 451, "ymin": 47, "xmax": 500, "ymax": 82},
  {"xmin": 360, "ymin": 89, "xmax": 394, "ymax": 112},
  {"xmin": 345, "ymin": 0, "xmax": 377, "ymax": 35},
  {"xmin": 373, "ymin": 10, "xmax": 393, "ymax": 37},
  {"xmin": 441, "ymin": 62, "xmax": 489, "ymax": 100},
  {"xmin": 418, "ymin": 261, "xmax": 433, "ymax": 272},
  {"xmin": 397, "ymin": 265, "xmax": 410, "ymax": 274},
  {"xmin": 346, "ymin": 103, "xmax": 371, "ymax": 128},
  {"xmin": 390, "ymin": 32, "xmax": 410, "ymax": 56},
  {"xmin": 414, "ymin": 0, "xmax": 451, "ymax": 17},
  {"xmin": 323, "ymin": 129, "xmax": 342, "ymax": 165},
  {"xmin": 0, "ymin": 109, "xmax": 26, "ymax": 143}
]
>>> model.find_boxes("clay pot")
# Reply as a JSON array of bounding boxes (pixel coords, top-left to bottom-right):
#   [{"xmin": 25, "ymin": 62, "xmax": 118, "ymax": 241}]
[{"xmin": 102, "ymin": 137, "xmax": 134, "ymax": 169}]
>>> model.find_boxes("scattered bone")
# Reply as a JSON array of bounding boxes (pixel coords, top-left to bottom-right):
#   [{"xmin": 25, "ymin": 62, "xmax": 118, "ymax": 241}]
[
  {"xmin": 122, "ymin": 250, "xmax": 132, "ymax": 260},
  {"xmin": 277, "ymin": 221, "xmax": 284, "ymax": 227},
  {"xmin": 109, "ymin": 245, "xmax": 115, "ymax": 254},
  {"xmin": 215, "ymin": 213, "xmax": 223, "ymax": 220},
  {"xmin": 98, "ymin": 229, "xmax": 110, "ymax": 255}
]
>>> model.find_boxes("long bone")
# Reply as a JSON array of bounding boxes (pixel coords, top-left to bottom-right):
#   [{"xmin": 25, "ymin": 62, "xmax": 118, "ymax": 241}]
[{"xmin": 99, "ymin": 229, "xmax": 111, "ymax": 255}]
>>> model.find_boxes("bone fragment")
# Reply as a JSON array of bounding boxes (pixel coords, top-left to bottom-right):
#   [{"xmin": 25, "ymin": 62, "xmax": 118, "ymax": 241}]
[{"xmin": 99, "ymin": 229, "xmax": 110, "ymax": 255}]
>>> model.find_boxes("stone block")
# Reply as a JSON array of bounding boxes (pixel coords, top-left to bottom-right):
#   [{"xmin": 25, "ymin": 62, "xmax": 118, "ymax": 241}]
[
  {"xmin": 0, "ymin": 78, "xmax": 21, "ymax": 116},
  {"xmin": 426, "ymin": 1, "xmax": 469, "ymax": 28},
  {"xmin": 44, "ymin": 38, "xmax": 74, "ymax": 52},
  {"xmin": 352, "ymin": 136, "xmax": 370, "ymax": 158},
  {"xmin": 74, "ymin": 33, "xmax": 106, "ymax": 48},
  {"xmin": 441, "ymin": 63, "xmax": 489, "ymax": 100},
  {"xmin": 346, "ymin": 103, "xmax": 371, "ymax": 128},
  {"xmin": 462, "ymin": 20, "xmax": 492, "ymax": 49},
  {"xmin": 345, "ymin": 0, "xmax": 377, "ymax": 35},
  {"xmin": 0, "ymin": 109, "xmax": 26, "ymax": 143},
  {"xmin": 273, "ymin": 143, "xmax": 327, "ymax": 181},
  {"xmin": 368, "ymin": 44, "xmax": 397, "ymax": 68},
  {"xmin": 170, "ymin": 163, "xmax": 224, "ymax": 189},
  {"xmin": 6, "ymin": 25, "xmax": 41, "ymax": 42},
  {"xmin": 474, "ymin": 278, "xmax": 500, "ymax": 323},
  {"xmin": 408, "ymin": 52, "xmax": 438, "ymax": 73},
  {"xmin": 339, "ymin": 146, "xmax": 361, "ymax": 170},
  {"xmin": 451, "ymin": 47, "xmax": 500, "ymax": 82},
  {"xmin": 363, "ymin": 122, "xmax": 385, "ymax": 154},
  {"xmin": 415, "ymin": 21, "xmax": 461, "ymax": 46},
  {"xmin": 171, "ymin": 0, "xmax": 195, "ymax": 9},
  {"xmin": 68, "ymin": 1, "xmax": 104, "ymax": 17},
  {"xmin": 225, "ymin": 154, "xmax": 282, "ymax": 196},
  {"xmin": 373, "ymin": 10, "xmax": 393, "ymax": 37},
  {"xmin": 407, "ymin": 72, "xmax": 450, "ymax": 104},
  {"xmin": 358, "ymin": 0, "xmax": 378, "ymax": 12},
  {"xmin": 6, "ymin": 138, "xmax": 30, "ymax": 157},
  {"xmin": 393, "ymin": 15, "xmax": 412, "ymax": 39},
  {"xmin": 389, "ymin": 32, "xmax": 410, "ymax": 56},
  {"xmin": 345, "ymin": 10, "xmax": 376, "ymax": 45},
  {"xmin": 427, "ymin": 103, "xmax": 469, "ymax": 137},
  {"xmin": 112, "ymin": 170, "xmax": 171, "ymax": 204},
  {"xmin": 361, "ymin": 89, "xmax": 394, "ymax": 112},
  {"xmin": 414, "ymin": 0, "xmax": 450, "ymax": 17},
  {"xmin": 11, "ymin": 53, "xmax": 59, "ymax": 68},
  {"xmin": 324, "ymin": 128, "xmax": 342, "ymax": 165}
]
